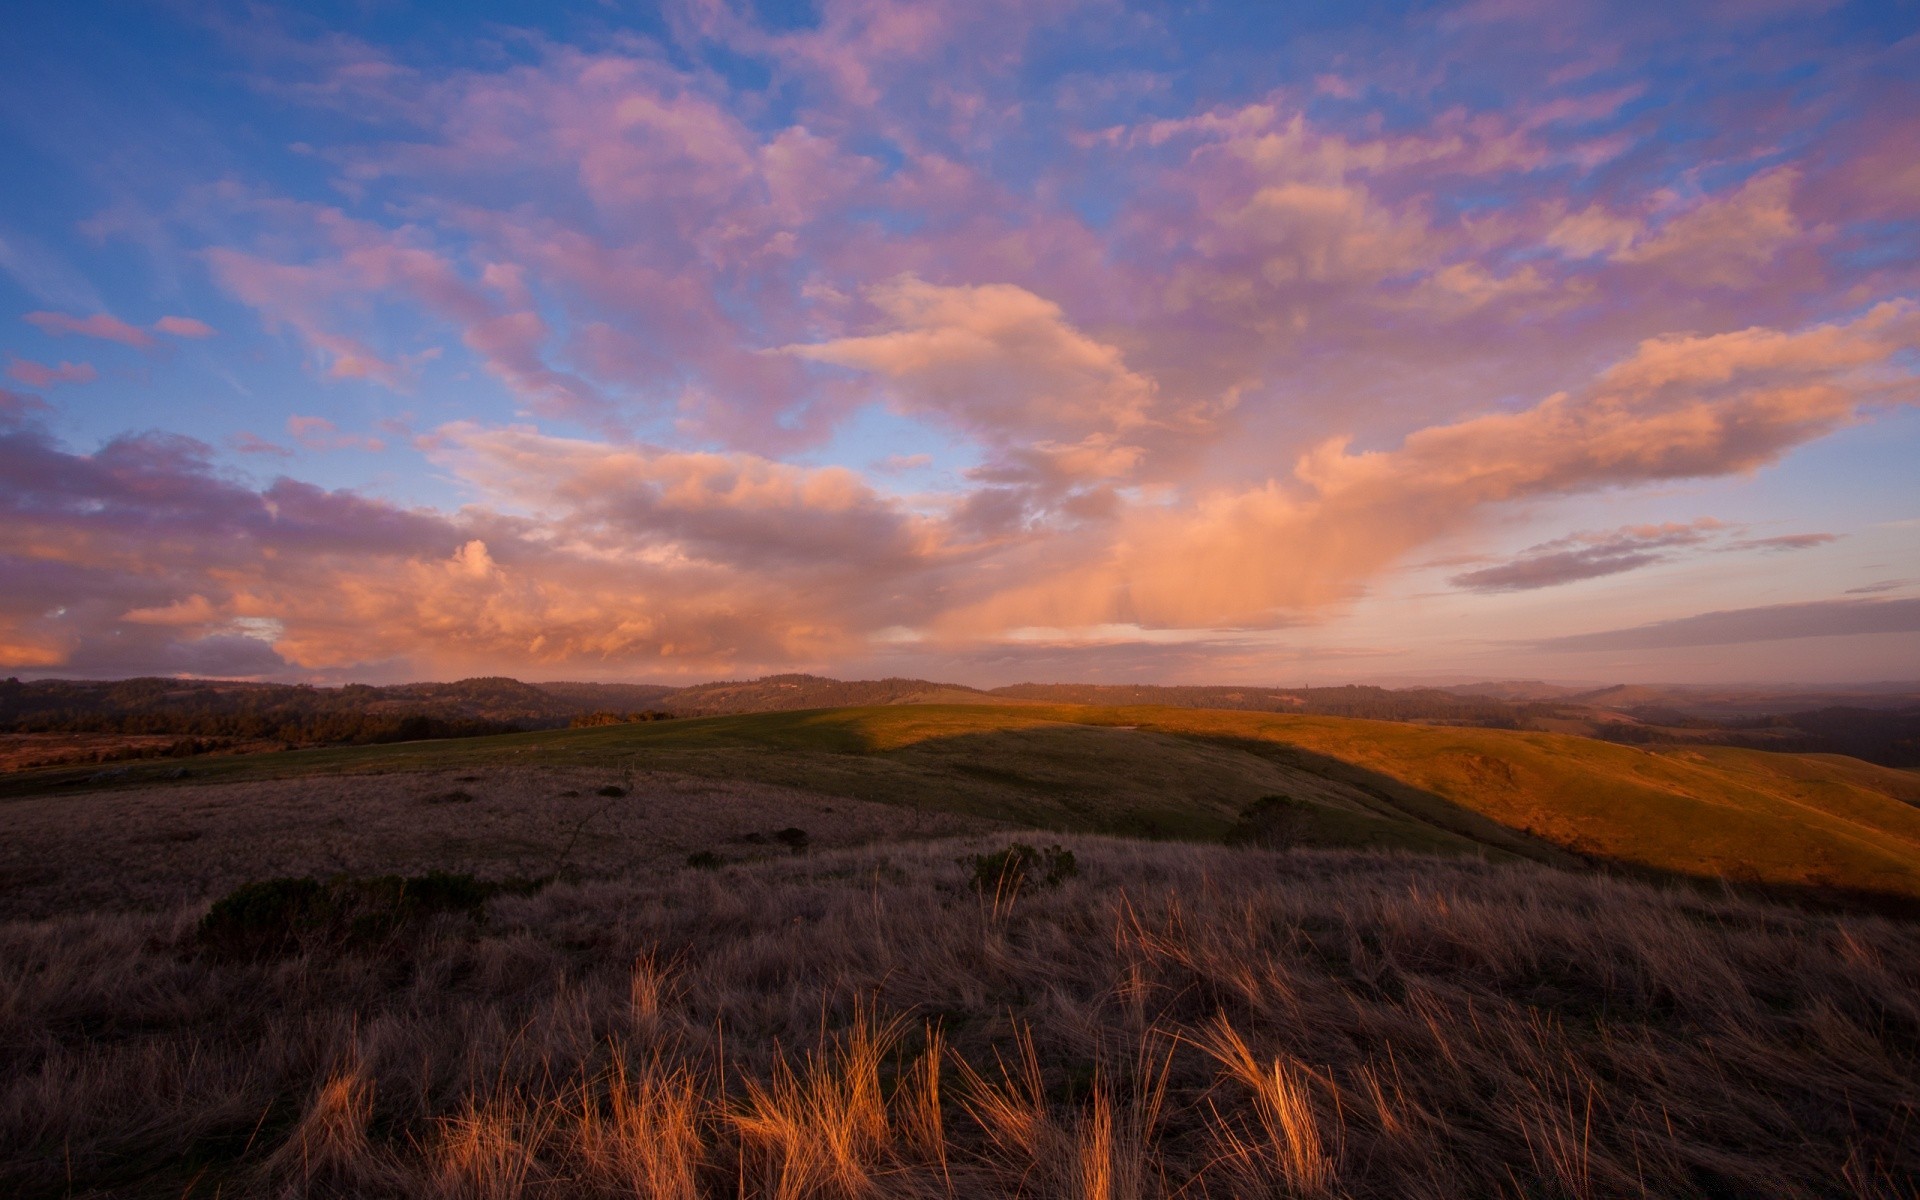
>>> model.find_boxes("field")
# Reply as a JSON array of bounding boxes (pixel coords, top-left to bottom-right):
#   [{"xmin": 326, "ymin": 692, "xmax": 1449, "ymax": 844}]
[
  {"xmin": 4, "ymin": 703, "xmax": 1919, "ymax": 1197},
  {"xmin": 15, "ymin": 703, "xmax": 1920, "ymax": 904}
]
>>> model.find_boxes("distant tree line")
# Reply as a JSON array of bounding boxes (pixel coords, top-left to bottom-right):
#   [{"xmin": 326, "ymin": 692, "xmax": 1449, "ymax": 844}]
[{"xmin": 567, "ymin": 711, "xmax": 675, "ymax": 728}]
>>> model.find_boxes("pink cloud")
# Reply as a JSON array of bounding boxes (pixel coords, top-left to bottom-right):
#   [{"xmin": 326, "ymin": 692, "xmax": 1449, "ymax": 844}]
[
  {"xmin": 154, "ymin": 315, "xmax": 217, "ymax": 338},
  {"xmin": 286, "ymin": 414, "xmax": 386, "ymax": 453},
  {"xmin": 934, "ymin": 301, "xmax": 1920, "ymax": 634},
  {"xmin": 6, "ymin": 358, "xmax": 97, "ymax": 388},
  {"xmin": 23, "ymin": 311, "xmax": 154, "ymax": 348},
  {"xmin": 229, "ymin": 431, "xmax": 295, "ymax": 458}
]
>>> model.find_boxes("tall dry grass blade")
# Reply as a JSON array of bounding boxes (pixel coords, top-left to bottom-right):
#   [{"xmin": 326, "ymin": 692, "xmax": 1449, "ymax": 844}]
[
  {"xmin": 573, "ymin": 1050, "xmax": 706, "ymax": 1200},
  {"xmin": 262, "ymin": 1060, "xmax": 389, "ymax": 1197},
  {"xmin": 1190, "ymin": 1015, "xmax": 1337, "ymax": 1197},
  {"xmin": 731, "ymin": 1006, "xmax": 903, "ymax": 1199},
  {"xmin": 430, "ymin": 1094, "xmax": 546, "ymax": 1200},
  {"xmin": 898, "ymin": 1023, "xmax": 950, "ymax": 1184}
]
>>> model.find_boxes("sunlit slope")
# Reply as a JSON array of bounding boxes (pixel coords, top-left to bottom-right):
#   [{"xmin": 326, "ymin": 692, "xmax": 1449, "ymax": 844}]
[
  {"xmin": 1098, "ymin": 706, "xmax": 1920, "ymax": 897},
  {"xmin": 16, "ymin": 703, "xmax": 1920, "ymax": 898}
]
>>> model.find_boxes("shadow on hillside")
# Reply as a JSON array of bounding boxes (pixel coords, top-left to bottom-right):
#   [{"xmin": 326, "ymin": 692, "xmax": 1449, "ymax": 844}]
[{"xmin": 11, "ymin": 710, "xmax": 1920, "ymax": 919}]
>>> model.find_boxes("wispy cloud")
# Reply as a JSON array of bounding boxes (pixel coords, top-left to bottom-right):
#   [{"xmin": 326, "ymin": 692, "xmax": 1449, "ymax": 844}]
[
  {"xmin": 1450, "ymin": 521, "xmax": 1724, "ymax": 593},
  {"xmin": 5, "ymin": 358, "xmax": 96, "ymax": 388},
  {"xmin": 1536, "ymin": 597, "xmax": 1920, "ymax": 652}
]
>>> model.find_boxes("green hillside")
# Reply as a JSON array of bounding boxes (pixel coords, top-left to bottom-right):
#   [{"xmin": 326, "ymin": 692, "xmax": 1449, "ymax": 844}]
[{"xmin": 15, "ymin": 703, "xmax": 1920, "ymax": 902}]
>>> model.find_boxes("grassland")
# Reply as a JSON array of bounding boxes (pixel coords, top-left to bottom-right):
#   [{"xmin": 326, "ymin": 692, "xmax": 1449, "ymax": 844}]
[
  {"xmin": 5, "ymin": 703, "xmax": 1920, "ymax": 1196},
  {"xmin": 5, "ymin": 838, "xmax": 1917, "ymax": 1198},
  {"xmin": 16, "ymin": 703, "xmax": 1920, "ymax": 905}
]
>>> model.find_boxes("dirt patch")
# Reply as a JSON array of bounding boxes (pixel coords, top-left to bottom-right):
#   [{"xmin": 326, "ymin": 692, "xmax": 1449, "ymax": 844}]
[{"xmin": 0, "ymin": 766, "xmax": 999, "ymax": 920}]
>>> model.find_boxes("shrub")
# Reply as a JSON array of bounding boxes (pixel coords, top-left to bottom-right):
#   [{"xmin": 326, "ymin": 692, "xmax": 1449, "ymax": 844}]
[
  {"xmin": 596, "ymin": 785, "xmax": 628, "ymax": 798},
  {"xmin": 774, "ymin": 827, "xmax": 810, "ymax": 853},
  {"xmin": 422, "ymin": 788, "xmax": 475, "ymax": 804},
  {"xmin": 686, "ymin": 851, "xmax": 723, "ymax": 870},
  {"xmin": 966, "ymin": 843, "xmax": 1077, "ymax": 895},
  {"xmin": 197, "ymin": 872, "xmax": 494, "ymax": 960},
  {"xmin": 1225, "ymin": 794, "xmax": 1313, "ymax": 849}
]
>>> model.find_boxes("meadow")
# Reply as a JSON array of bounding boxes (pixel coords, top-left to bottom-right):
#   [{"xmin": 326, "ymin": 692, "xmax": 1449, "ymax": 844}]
[
  {"xmin": 4, "ymin": 703, "xmax": 1919, "ymax": 1197},
  {"xmin": 6, "ymin": 839, "xmax": 1918, "ymax": 1198}
]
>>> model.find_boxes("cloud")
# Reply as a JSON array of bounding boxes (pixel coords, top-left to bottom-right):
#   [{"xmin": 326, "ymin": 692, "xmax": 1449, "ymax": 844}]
[
  {"xmin": 788, "ymin": 276, "xmax": 1157, "ymax": 445},
  {"xmin": 24, "ymin": 311, "xmax": 155, "ymax": 348},
  {"xmin": 154, "ymin": 315, "xmax": 217, "ymax": 338},
  {"xmin": 286, "ymin": 415, "xmax": 385, "ymax": 453},
  {"xmin": 1844, "ymin": 580, "xmax": 1906, "ymax": 595},
  {"xmin": 229, "ymin": 431, "xmax": 295, "ymax": 458},
  {"xmin": 1449, "ymin": 520, "xmax": 1723, "ymax": 592},
  {"xmin": 1535, "ymin": 597, "xmax": 1920, "ymax": 651},
  {"xmin": 1726, "ymin": 532, "xmax": 1839, "ymax": 552},
  {"xmin": 935, "ymin": 300, "xmax": 1920, "ymax": 632},
  {"xmin": 6, "ymin": 358, "xmax": 96, "ymax": 388},
  {"xmin": 24, "ymin": 311, "xmax": 219, "ymax": 346}
]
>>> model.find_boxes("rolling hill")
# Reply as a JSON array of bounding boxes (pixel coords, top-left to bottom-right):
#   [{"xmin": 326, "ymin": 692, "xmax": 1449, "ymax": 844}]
[{"xmin": 17, "ymin": 702, "xmax": 1920, "ymax": 906}]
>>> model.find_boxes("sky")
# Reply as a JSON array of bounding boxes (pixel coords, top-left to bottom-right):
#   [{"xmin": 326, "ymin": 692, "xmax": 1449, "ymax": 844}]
[{"xmin": 1, "ymin": 0, "xmax": 1917, "ymax": 687}]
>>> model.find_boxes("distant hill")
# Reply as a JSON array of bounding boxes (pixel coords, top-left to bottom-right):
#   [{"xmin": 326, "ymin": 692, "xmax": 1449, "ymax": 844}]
[
  {"xmin": 989, "ymin": 682, "xmax": 1540, "ymax": 725},
  {"xmin": 527, "ymin": 680, "xmax": 679, "ymax": 711},
  {"xmin": 1437, "ymin": 680, "xmax": 1589, "ymax": 701},
  {"xmin": 9, "ymin": 672, "xmax": 1918, "ymax": 766},
  {"xmin": 0, "ymin": 675, "xmax": 580, "ymax": 745},
  {"xmin": 655, "ymin": 673, "xmax": 993, "ymax": 715}
]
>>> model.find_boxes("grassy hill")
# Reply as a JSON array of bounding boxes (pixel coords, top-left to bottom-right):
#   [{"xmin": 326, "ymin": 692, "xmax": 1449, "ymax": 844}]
[{"xmin": 19, "ymin": 702, "xmax": 1920, "ymax": 905}]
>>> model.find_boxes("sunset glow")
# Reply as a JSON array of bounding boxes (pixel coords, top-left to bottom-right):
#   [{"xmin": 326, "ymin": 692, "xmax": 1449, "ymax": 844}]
[{"xmin": 3, "ymin": 0, "xmax": 1916, "ymax": 684}]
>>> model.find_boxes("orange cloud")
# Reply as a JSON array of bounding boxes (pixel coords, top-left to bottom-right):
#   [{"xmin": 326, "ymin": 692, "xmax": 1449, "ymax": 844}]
[{"xmin": 937, "ymin": 301, "xmax": 1920, "ymax": 633}]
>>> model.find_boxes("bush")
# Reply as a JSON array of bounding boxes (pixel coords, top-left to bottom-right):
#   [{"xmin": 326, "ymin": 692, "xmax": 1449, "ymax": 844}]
[
  {"xmin": 687, "ymin": 851, "xmax": 723, "ymax": 870},
  {"xmin": 197, "ymin": 872, "xmax": 495, "ymax": 960},
  {"xmin": 1225, "ymin": 794, "xmax": 1313, "ymax": 849},
  {"xmin": 774, "ymin": 827, "xmax": 810, "ymax": 853},
  {"xmin": 966, "ymin": 843, "xmax": 1077, "ymax": 895},
  {"xmin": 596, "ymin": 785, "xmax": 627, "ymax": 798}
]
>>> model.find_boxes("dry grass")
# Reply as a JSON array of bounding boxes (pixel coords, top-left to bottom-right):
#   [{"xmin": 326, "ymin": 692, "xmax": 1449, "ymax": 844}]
[
  {"xmin": 0, "ymin": 767, "xmax": 996, "ymax": 920},
  {"xmin": 25, "ymin": 701, "xmax": 1919, "ymax": 902},
  {"xmin": 4, "ymin": 837, "xmax": 1918, "ymax": 1198}
]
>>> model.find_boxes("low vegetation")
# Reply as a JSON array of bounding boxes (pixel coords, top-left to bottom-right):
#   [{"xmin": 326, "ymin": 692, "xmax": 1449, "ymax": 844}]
[
  {"xmin": 21, "ymin": 702, "xmax": 1913, "ymax": 904},
  {"xmin": 4, "ymin": 838, "xmax": 1916, "ymax": 1198}
]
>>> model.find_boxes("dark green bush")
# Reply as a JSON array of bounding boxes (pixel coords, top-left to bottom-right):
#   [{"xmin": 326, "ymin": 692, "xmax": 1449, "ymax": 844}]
[{"xmin": 967, "ymin": 843, "xmax": 1077, "ymax": 895}]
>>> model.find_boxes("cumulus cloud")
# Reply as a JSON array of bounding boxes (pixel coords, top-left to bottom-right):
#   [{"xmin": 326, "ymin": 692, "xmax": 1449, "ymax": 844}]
[
  {"xmin": 937, "ymin": 301, "xmax": 1920, "ymax": 632},
  {"xmin": 783, "ymin": 278, "xmax": 1152, "ymax": 456},
  {"xmin": 15, "ymin": 5, "xmax": 1920, "ymax": 679}
]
